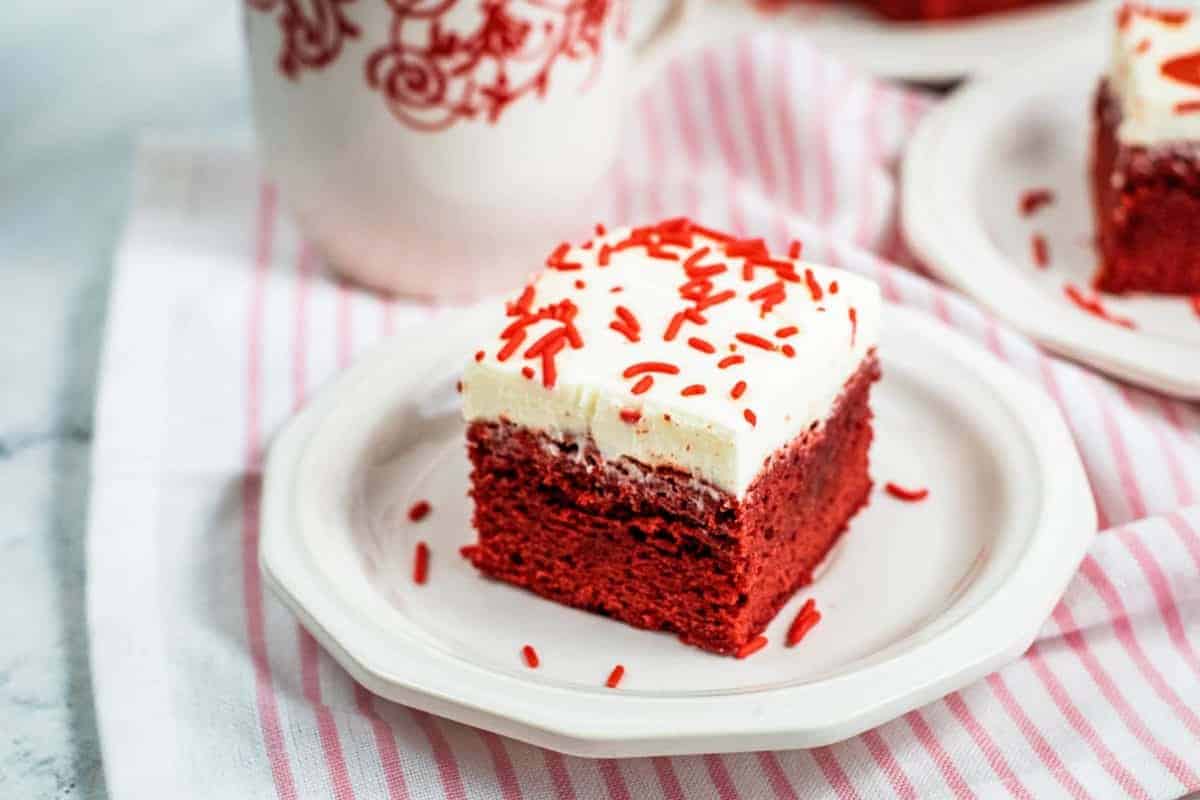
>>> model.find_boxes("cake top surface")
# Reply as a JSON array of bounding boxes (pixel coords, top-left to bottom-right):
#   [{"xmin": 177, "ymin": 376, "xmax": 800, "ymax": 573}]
[
  {"xmin": 1110, "ymin": 3, "xmax": 1200, "ymax": 146},
  {"xmin": 461, "ymin": 218, "xmax": 881, "ymax": 497}
]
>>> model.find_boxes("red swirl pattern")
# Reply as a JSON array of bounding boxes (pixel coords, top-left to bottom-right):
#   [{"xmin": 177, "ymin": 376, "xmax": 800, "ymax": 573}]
[
  {"xmin": 248, "ymin": 0, "xmax": 361, "ymax": 80},
  {"xmin": 365, "ymin": 0, "xmax": 617, "ymax": 131}
]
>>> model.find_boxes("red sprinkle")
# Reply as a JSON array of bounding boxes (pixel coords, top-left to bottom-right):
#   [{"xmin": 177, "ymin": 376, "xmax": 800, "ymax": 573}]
[
  {"xmin": 598, "ymin": 244, "xmax": 612, "ymax": 266},
  {"xmin": 522, "ymin": 645, "xmax": 539, "ymax": 669},
  {"xmin": 786, "ymin": 599, "xmax": 822, "ymax": 647},
  {"xmin": 521, "ymin": 366, "xmax": 535, "ymax": 380},
  {"xmin": 456, "ymin": 380, "xmax": 463, "ymax": 394},
  {"xmin": 736, "ymin": 332, "xmax": 776, "ymax": 351},
  {"xmin": 1175, "ymin": 100, "xmax": 1200, "ymax": 115},
  {"xmin": 609, "ymin": 321, "xmax": 639, "ymax": 343},
  {"xmin": 849, "ymin": 307, "xmax": 858, "ymax": 346},
  {"xmin": 610, "ymin": 285, "xmax": 623, "ymax": 293},
  {"xmin": 624, "ymin": 361, "xmax": 680, "ymax": 378},
  {"xmin": 885, "ymin": 482, "xmax": 930, "ymax": 502},
  {"xmin": 619, "ymin": 408, "xmax": 642, "ymax": 424},
  {"xmin": 547, "ymin": 242, "xmax": 581, "ymax": 271},
  {"xmin": 474, "ymin": 350, "xmax": 485, "ymax": 362},
  {"xmin": 695, "ymin": 289, "xmax": 737, "ymax": 311},
  {"xmin": 735, "ymin": 635, "xmax": 768, "ymax": 659},
  {"xmin": 775, "ymin": 326, "xmax": 799, "ymax": 338},
  {"xmin": 1136, "ymin": 37, "xmax": 1152, "ymax": 54},
  {"xmin": 804, "ymin": 269, "xmax": 823, "ymax": 301},
  {"xmin": 788, "ymin": 240, "xmax": 803, "ymax": 259},
  {"xmin": 731, "ymin": 380, "xmax": 747, "ymax": 399},
  {"xmin": 683, "ymin": 246, "xmax": 712, "ymax": 271},
  {"xmin": 681, "ymin": 384, "xmax": 707, "ymax": 397},
  {"xmin": 688, "ymin": 336, "xmax": 716, "ymax": 354},
  {"xmin": 781, "ymin": 344, "xmax": 795, "ymax": 358},
  {"xmin": 631, "ymin": 375, "xmax": 654, "ymax": 395},
  {"xmin": 744, "ymin": 409, "xmax": 757, "ymax": 427},
  {"xmin": 595, "ymin": 223, "xmax": 607, "ymax": 236},
  {"xmin": 605, "ymin": 664, "xmax": 625, "ymax": 689},
  {"xmin": 413, "ymin": 541, "xmax": 429, "ymax": 585},
  {"xmin": 663, "ymin": 311, "xmax": 686, "ymax": 342},
  {"xmin": 1063, "ymin": 284, "xmax": 1136, "ymax": 328},
  {"xmin": 497, "ymin": 331, "xmax": 525, "ymax": 362},
  {"xmin": 829, "ymin": 281, "xmax": 839, "ymax": 295},
  {"xmin": 718, "ymin": 354, "xmax": 745, "ymax": 369},
  {"xmin": 1019, "ymin": 188, "xmax": 1055, "ymax": 216},
  {"xmin": 408, "ymin": 500, "xmax": 432, "ymax": 522},
  {"xmin": 1032, "ymin": 234, "xmax": 1050, "ymax": 268},
  {"xmin": 615, "ymin": 305, "xmax": 641, "ymax": 333},
  {"xmin": 574, "ymin": 279, "xmax": 586, "ymax": 289}
]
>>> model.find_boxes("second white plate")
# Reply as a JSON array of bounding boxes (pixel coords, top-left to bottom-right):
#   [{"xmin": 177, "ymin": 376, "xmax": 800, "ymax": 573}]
[
  {"xmin": 902, "ymin": 34, "xmax": 1200, "ymax": 398},
  {"xmin": 260, "ymin": 304, "xmax": 1094, "ymax": 757}
]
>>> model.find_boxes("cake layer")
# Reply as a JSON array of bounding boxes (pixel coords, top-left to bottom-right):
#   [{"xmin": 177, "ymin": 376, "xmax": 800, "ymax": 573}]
[
  {"xmin": 462, "ymin": 219, "xmax": 881, "ymax": 497},
  {"xmin": 465, "ymin": 355, "xmax": 879, "ymax": 655},
  {"xmin": 1109, "ymin": 4, "xmax": 1200, "ymax": 146},
  {"xmin": 1092, "ymin": 80, "xmax": 1200, "ymax": 294},
  {"xmin": 863, "ymin": 0, "xmax": 1058, "ymax": 22}
]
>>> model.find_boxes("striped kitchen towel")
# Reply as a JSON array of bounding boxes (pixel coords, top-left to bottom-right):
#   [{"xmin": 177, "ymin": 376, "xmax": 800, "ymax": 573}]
[{"xmin": 88, "ymin": 32, "xmax": 1200, "ymax": 800}]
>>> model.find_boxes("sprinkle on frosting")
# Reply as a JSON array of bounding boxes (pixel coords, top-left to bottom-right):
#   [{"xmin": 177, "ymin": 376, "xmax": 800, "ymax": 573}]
[{"xmin": 462, "ymin": 217, "xmax": 880, "ymax": 496}]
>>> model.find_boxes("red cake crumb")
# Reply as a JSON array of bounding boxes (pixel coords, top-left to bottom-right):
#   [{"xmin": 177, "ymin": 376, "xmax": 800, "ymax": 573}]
[
  {"xmin": 885, "ymin": 482, "xmax": 929, "ymax": 502},
  {"xmin": 522, "ymin": 645, "xmax": 539, "ymax": 668},
  {"xmin": 1020, "ymin": 188, "xmax": 1055, "ymax": 216},
  {"xmin": 463, "ymin": 357, "xmax": 879, "ymax": 656},
  {"xmin": 605, "ymin": 665, "xmax": 625, "ymax": 688},
  {"xmin": 408, "ymin": 500, "xmax": 432, "ymax": 522},
  {"xmin": 412, "ymin": 542, "xmax": 430, "ymax": 585},
  {"xmin": 619, "ymin": 408, "xmax": 641, "ymax": 424},
  {"xmin": 1091, "ymin": 81, "xmax": 1200, "ymax": 295}
]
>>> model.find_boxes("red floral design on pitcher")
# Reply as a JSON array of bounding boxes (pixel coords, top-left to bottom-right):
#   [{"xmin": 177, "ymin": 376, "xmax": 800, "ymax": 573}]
[
  {"xmin": 247, "ymin": 0, "xmax": 361, "ymax": 79},
  {"xmin": 364, "ymin": 0, "xmax": 617, "ymax": 132}
]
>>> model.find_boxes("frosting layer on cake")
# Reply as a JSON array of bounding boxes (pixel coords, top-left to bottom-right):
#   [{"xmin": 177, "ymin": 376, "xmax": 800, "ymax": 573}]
[
  {"xmin": 1110, "ymin": 4, "xmax": 1200, "ymax": 146},
  {"xmin": 462, "ymin": 220, "xmax": 880, "ymax": 498}
]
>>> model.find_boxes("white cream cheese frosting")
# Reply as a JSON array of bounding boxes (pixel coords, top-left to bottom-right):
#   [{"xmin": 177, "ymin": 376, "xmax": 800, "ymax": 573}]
[
  {"xmin": 462, "ymin": 220, "xmax": 881, "ymax": 498},
  {"xmin": 1110, "ymin": 3, "xmax": 1200, "ymax": 145}
]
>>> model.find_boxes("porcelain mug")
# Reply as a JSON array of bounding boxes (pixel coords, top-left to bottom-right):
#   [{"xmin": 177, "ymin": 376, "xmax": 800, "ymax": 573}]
[{"xmin": 245, "ymin": 0, "xmax": 691, "ymax": 298}]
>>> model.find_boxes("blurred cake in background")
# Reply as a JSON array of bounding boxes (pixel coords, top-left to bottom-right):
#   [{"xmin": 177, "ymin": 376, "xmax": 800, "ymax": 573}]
[
  {"xmin": 1092, "ymin": 3, "xmax": 1200, "ymax": 295},
  {"xmin": 762, "ymin": 0, "xmax": 1066, "ymax": 21}
]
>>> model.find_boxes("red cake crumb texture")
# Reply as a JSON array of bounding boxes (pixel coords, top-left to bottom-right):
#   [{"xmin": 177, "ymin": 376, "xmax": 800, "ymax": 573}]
[
  {"xmin": 885, "ymin": 482, "xmax": 930, "ymax": 502},
  {"xmin": 1091, "ymin": 82, "xmax": 1200, "ymax": 295}
]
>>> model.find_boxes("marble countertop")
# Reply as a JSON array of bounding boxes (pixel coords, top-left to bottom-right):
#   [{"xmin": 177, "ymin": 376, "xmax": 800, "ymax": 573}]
[{"xmin": 1, "ymin": 3, "xmax": 248, "ymax": 796}]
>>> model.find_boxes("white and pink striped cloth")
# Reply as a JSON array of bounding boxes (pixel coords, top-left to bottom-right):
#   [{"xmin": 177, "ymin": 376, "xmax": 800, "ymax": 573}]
[{"xmin": 89, "ymin": 33, "xmax": 1200, "ymax": 800}]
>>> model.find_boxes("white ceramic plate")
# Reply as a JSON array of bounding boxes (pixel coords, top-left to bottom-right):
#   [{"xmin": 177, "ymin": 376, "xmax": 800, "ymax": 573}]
[
  {"xmin": 261, "ymin": 304, "xmax": 1093, "ymax": 758},
  {"xmin": 902, "ymin": 35, "xmax": 1200, "ymax": 399},
  {"xmin": 673, "ymin": 1, "xmax": 1101, "ymax": 82}
]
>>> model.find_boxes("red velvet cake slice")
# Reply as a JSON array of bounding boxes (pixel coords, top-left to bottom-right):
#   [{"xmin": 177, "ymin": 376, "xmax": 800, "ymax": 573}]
[
  {"xmin": 1092, "ymin": 4, "xmax": 1200, "ymax": 295},
  {"xmin": 460, "ymin": 219, "xmax": 881, "ymax": 656}
]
